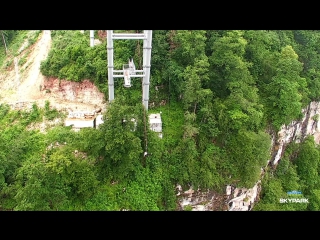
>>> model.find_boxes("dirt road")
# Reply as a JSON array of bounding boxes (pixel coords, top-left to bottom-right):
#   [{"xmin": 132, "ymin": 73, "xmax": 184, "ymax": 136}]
[
  {"xmin": 0, "ymin": 30, "xmax": 106, "ymax": 112},
  {"xmin": 19, "ymin": 30, "xmax": 51, "ymax": 102}
]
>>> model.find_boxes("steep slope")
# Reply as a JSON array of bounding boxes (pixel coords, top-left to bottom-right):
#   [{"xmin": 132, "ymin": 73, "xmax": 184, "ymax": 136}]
[{"xmin": 0, "ymin": 30, "xmax": 106, "ymax": 112}]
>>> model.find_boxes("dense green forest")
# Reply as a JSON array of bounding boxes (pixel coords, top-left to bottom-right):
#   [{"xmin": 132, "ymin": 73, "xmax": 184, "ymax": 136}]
[{"xmin": 1, "ymin": 30, "xmax": 320, "ymax": 210}]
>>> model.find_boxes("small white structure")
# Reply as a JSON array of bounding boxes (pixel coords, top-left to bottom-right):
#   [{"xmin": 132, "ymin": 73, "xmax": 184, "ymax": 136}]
[
  {"xmin": 95, "ymin": 114, "xmax": 104, "ymax": 128},
  {"xmin": 123, "ymin": 64, "xmax": 131, "ymax": 88},
  {"xmin": 123, "ymin": 59, "xmax": 136, "ymax": 88},
  {"xmin": 65, "ymin": 117, "xmax": 96, "ymax": 130},
  {"xmin": 149, "ymin": 113, "xmax": 162, "ymax": 138},
  {"xmin": 64, "ymin": 112, "xmax": 104, "ymax": 131},
  {"xmin": 226, "ymin": 185, "xmax": 232, "ymax": 196},
  {"xmin": 129, "ymin": 58, "xmax": 136, "ymax": 74}
]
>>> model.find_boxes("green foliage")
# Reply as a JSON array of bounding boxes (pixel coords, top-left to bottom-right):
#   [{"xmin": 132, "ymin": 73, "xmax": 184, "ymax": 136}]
[
  {"xmin": 182, "ymin": 55, "xmax": 211, "ymax": 113},
  {"xmin": 154, "ymin": 101, "xmax": 184, "ymax": 148},
  {"xmin": 0, "ymin": 31, "xmax": 39, "ymax": 67},
  {"xmin": 307, "ymin": 189, "xmax": 320, "ymax": 210},
  {"xmin": 254, "ymin": 173, "xmax": 308, "ymax": 211},
  {"xmin": 294, "ymin": 136, "xmax": 320, "ymax": 192},
  {"xmin": 4, "ymin": 30, "xmax": 320, "ymax": 210},
  {"xmin": 184, "ymin": 205, "xmax": 192, "ymax": 211},
  {"xmin": 312, "ymin": 114, "xmax": 319, "ymax": 122},
  {"xmin": 13, "ymin": 144, "xmax": 99, "ymax": 210},
  {"xmin": 225, "ymin": 130, "xmax": 271, "ymax": 188},
  {"xmin": 27, "ymin": 31, "xmax": 41, "ymax": 46},
  {"xmin": 0, "ymin": 118, "xmax": 46, "ymax": 199},
  {"xmin": 305, "ymin": 68, "xmax": 320, "ymax": 101},
  {"xmin": 258, "ymin": 177, "xmax": 284, "ymax": 205},
  {"xmin": 50, "ymin": 147, "xmax": 99, "ymax": 200},
  {"xmin": 150, "ymin": 30, "xmax": 170, "ymax": 76},
  {"xmin": 256, "ymin": 136, "xmax": 320, "ymax": 211},
  {"xmin": 0, "ymin": 118, "xmax": 46, "ymax": 209},
  {"xmin": 45, "ymin": 126, "xmax": 76, "ymax": 144},
  {"xmin": 266, "ymin": 45, "xmax": 307, "ymax": 130},
  {"xmin": 209, "ymin": 30, "xmax": 248, "ymax": 98},
  {"xmin": 167, "ymin": 30, "xmax": 208, "ymax": 100},
  {"xmin": 40, "ymin": 30, "xmax": 133, "ymax": 94},
  {"xmin": 99, "ymin": 96, "xmax": 144, "ymax": 181},
  {"xmin": 28, "ymin": 103, "xmax": 42, "ymax": 122},
  {"xmin": 180, "ymin": 138, "xmax": 199, "ymax": 184},
  {"xmin": 72, "ymin": 127, "xmax": 105, "ymax": 159},
  {"xmin": 18, "ymin": 56, "xmax": 27, "ymax": 66},
  {"xmin": 0, "ymin": 104, "xmax": 10, "ymax": 119},
  {"xmin": 197, "ymin": 144, "xmax": 225, "ymax": 189},
  {"xmin": 275, "ymin": 157, "xmax": 301, "ymax": 192},
  {"xmin": 209, "ymin": 30, "xmax": 264, "ymax": 133},
  {"xmin": 172, "ymin": 30, "xmax": 207, "ymax": 67},
  {"xmin": 83, "ymin": 184, "xmax": 120, "ymax": 210},
  {"xmin": 0, "ymin": 30, "xmax": 18, "ymax": 55},
  {"xmin": 118, "ymin": 167, "xmax": 166, "ymax": 211},
  {"xmin": 13, "ymin": 156, "xmax": 70, "ymax": 211},
  {"xmin": 44, "ymin": 100, "xmax": 61, "ymax": 120}
]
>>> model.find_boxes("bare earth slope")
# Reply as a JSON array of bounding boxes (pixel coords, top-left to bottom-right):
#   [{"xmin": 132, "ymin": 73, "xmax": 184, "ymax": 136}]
[{"xmin": 0, "ymin": 30, "xmax": 106, "ymax": 112}]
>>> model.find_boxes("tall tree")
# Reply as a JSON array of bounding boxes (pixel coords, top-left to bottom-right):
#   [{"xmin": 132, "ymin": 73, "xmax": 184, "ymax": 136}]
[
  {"xmin": 0, "ymin": 30, "xmax": 8, "ymax": 54},
  {"xmin": 266, "ymin": 45, "xmax": 307, "ymax": 130},
  {"xmin": 243, "ymin": 30, "xmax": 280, "ymax": 92},
  {"xmin": 294, "ymin": 136, "xmax": 320, "ymax": 193},
  {"xmin": 210, "ymin": 30, "xmax": 264, "ymax": 132},
  {"xmin": 99, "ymin": 96, "xmax": 144, "ymax": 182},
  {"xmin": 13, "ymin": 144, "xmax": 99, "ymax": 210},
  {"xmin": 167, "ymin": 30, "xmax": 207, "ymax": 100},
  {"xmin": 182, "ymin": 55, "xmax": 211, "ymax": 113},
  {"xmin": 226, "ymin": 130, "xmax": 271, "ymax": 188}
]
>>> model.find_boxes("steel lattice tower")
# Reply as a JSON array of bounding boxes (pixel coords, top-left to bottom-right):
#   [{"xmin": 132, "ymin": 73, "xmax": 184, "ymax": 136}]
[{"xmin": 106, "ymin": 30, "xmax": 152, "ymax": 111}]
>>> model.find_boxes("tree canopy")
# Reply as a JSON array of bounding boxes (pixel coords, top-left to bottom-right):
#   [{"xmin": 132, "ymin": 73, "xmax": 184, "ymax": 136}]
[{"xmin": 2, "ymin": 30, "xmax": 320, "ymax": 210}]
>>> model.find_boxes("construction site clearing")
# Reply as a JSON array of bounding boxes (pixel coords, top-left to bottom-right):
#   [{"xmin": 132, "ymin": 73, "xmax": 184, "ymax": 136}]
[
  {"xmin": 64, "ymin": 111, "xmax": 104, "ymax": 131},
  {"xmin": 65, "ymin": 110, "xmax": 163, "ymax": 137}
]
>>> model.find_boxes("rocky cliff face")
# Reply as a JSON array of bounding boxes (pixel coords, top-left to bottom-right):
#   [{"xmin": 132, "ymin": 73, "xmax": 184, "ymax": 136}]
[
  {"xmin": 43, "ymin": 78, "xmax": 105, "ymax": 105},
  {"xmin": 273, "ymin": 101, "xmax": 320, "ymax": 165},
  {"xmin": 177, "ymin": 101, "xmax": 320, "ymax": 211},
  {"xmin": 40, "ymin": 77, "xmax": 107, "ymax": 112}
]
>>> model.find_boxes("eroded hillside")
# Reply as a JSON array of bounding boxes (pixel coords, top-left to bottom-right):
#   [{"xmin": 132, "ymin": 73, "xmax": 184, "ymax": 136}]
[{"xmin": 0, "ymin": 30, "xmax": 107, "ymax": 113}]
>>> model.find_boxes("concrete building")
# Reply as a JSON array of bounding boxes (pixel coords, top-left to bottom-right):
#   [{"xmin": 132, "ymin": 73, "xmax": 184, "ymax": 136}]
[
  {"xmin": 65, "ymin": 118, "xmax": 96, "ymax": 132},
  {"xmin": 64, "ymin": 112, "xmax": 104, "ymax": 131},
  {"xmin": 149, "ymin": 113, "xmax": 162, "ymax": 138}
]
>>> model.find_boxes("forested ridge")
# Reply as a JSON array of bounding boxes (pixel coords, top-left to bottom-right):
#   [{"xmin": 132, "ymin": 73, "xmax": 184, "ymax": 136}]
[{"xmin": 1, "ymin": 30, "xmax": 320, "ymax": 210}]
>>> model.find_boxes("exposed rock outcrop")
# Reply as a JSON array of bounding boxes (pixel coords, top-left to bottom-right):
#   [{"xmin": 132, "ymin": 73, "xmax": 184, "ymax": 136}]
[
  {"xmin": 226, "ymin": 101, "xmax": 320, "ymax": 210},
  {"xmin": 177, "ymin": 101, "xmax": 320, "ymax": 211}
]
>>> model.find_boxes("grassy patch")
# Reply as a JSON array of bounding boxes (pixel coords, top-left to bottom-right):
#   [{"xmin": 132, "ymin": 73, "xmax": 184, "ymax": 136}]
[
  {"xmin": 9, "ymin": 31, "xmax": 29, "ymax": 57},
  {"xmin": 149, "ymin": 101, "xmax": 184, "ymax": 147},
  {"xmin": 0, "ymin": 30, "xmax": 41, "ymax": 70},
  {"xmin": 44, "ymin": 100, "xmax": 63, "ymax": 120},
  {"xmin": 18, "ymin": 55, "xmax": 27, "ymax": 66},
  {"xmin": 27, "ymin": 30, "xmax": 41, "ymax": 47}
]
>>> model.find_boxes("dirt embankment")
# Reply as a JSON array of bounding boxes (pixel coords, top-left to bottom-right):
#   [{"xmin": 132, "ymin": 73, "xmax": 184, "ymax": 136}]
[
  {"xmin": 41, "ymin": 77, "xmax": 106, "ymax": 112},
  {"xmin": 0, "ymin": 30, "xmax": 107, "ymax": 113}
]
